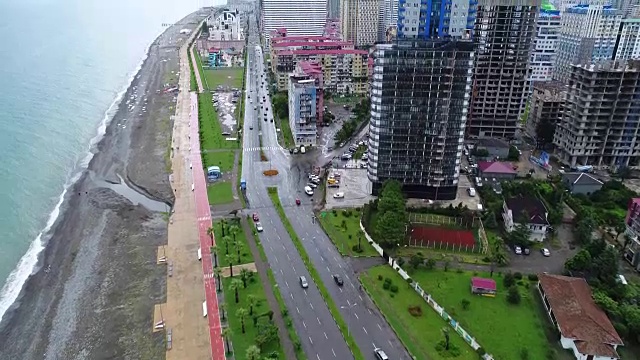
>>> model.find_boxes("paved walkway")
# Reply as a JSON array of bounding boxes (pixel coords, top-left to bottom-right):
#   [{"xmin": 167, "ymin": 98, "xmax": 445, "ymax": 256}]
[
  {"xmin": 240, "ymin": 216, "xmax": 297, "ymax": 360},
  {"xmin": 190, "ymin": 42, "xmax": 204, "ymax": 93}
]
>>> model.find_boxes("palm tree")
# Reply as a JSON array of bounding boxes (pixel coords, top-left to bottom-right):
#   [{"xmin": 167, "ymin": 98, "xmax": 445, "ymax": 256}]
[
  {"xmin": 246, "ymin": 345, "xmax": 261, "ymax": 360},
  {"xmin": 357, "ymin": 229, "xmax": 364, "ymax": 251},
  {"xmin": 236, "ymin": 307, "xmax": 249, "ymax": 333},
  {"xmin": 247, "ymin": 294, "xmax": 257, "ymax": 316},
  {"xmin": 226, "ymin": 254, "xmax": 235, "ymax": 277},
  {"xmin": 221, "ymin": 327, "xmax": 232, "ymax": 354},
  {"xmin": 213, "ymin": 267, "xmax": 223, "ymax": 292},
  {"xmin": 235, "ymin": 241, "xmax": 244, "ymax": 263},
  {"xmin": 442, "ymin": 327, "xmax": 450, "ymax": 350},
  {"xmin": 220, "ymin": 219, "xmax": 227, "ymax": 237},
  {"xmin": 206, "ymin": 226, "xmax": 215, "ymax": 247},
  {"xmin": 229, "ymin": 224, "xmax": 240, "ymax": 244},
  {"xmin": 222, "ymin": 235, "xmax": 232, "ymax": 255},
  {"xmin": 219, "ymin": 302, "xmax": 227, "ymax": 321},
  {"xmin": 240, "ymin": 268, "xmax": 250, "ymax": 288},
  {"xmin": 230, "ymin": 278, "xmax": 243, "ymax": 303},
  {"xmin": 211, "ymin": 245, "xmax": 218, "ymax": 268}
]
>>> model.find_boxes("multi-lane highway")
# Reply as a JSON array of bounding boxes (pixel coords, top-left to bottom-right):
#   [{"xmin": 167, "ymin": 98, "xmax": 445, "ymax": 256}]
[
  {"xmin": 240, "ymin": 18, "xmax": 354, "ymax": 360},
  {"xmin": 241, "ymin": 15, "xmax": 411, "ymax": 360}
]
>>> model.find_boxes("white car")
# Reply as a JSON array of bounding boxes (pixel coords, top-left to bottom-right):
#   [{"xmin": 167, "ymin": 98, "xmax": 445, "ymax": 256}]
[
  {"xmin": 304, "ymin": 186, "xmax": 314, "ymax": 196},
  {"xmin": 256, "ymin": 222, "xmax": 263, "ymax": 232},
  {"xmin": 541, "ymin": 248, "xmax": 551, "ymax": 257},
  {"xmin": 467, "ymin": 187, "xmax": 476, "ymax": 197},
  {"xmin": 514, "ymin": 246, "xmax": 522, "ymax": 255},
  {"xmin": 333, "ymin": 192, "xmax": 345, "ymax": 199}
]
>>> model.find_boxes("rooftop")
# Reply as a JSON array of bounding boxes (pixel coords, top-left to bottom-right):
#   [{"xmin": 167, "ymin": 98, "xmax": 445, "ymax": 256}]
[
  {"xmin": 272, "ymin": 41, "xmax": 353, "ymax": 48},
  {"xmin": 276, "ymin": 49, "xmax": 368, "ymax": 56},
  {"xmin": 538, "ymin": 274, "xmax": 623, "ymax": 358},
  {"xmin": 478, "ymin": 161, "xmax": 516, "ymax": 174},
  {"xmin": 471, "ymin": 277, "xmax": 496, "ymax": 290},
  {"xmin": 505, "ymin": 194, "xmax": 549, "ymax": 225},
  {"xmin": 562, "ymin": 172, "xmax": 604, "ymax": 187}
]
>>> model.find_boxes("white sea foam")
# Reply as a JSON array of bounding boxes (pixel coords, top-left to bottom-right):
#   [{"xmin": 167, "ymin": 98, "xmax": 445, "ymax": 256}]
[{"xmin": 0, "ymin": 28, "xmax": 166, "ymax": 324}]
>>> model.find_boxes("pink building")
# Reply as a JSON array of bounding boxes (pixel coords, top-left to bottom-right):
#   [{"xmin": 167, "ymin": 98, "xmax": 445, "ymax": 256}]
[{"xmin": 295, "ymin": 61, "xmax": 324, "ymax": 126}]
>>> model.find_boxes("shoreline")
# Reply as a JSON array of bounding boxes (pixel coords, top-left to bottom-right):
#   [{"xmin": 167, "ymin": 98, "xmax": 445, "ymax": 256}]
[{"xmin": 0, "ymin": 9, "xmax": 208, "ymax": 359}]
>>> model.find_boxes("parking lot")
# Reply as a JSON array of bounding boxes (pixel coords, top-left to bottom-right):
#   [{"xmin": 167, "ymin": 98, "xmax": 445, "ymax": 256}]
[
  {"xmin": 405, "ymin": 175, "xmax": 482, "ymax": 210},
  {"xmin": 212, "ymin": 88, "xmax": 241, "ymax": 134},
  {"xmin": 324, "ymin": 167, "xmax": 374, "ymax": 209}
]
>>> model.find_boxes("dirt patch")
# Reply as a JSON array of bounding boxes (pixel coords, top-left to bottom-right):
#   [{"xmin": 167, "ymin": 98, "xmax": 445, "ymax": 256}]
[
  {"xmin": 220, "ymin": 262, "xmax": 257, "ymax": 277},
  {"xmin": 263, "ymin": 169, "xmax": 278, "ymax": 176}
]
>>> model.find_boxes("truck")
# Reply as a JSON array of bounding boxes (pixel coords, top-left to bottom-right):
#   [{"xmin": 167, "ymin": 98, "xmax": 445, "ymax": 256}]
[
  {"xmin": 240, "ymin": 179, "xmax": 246, "ymax": 191},
  {"xmin": 300, "ymin": 145, "xmax": 306, "ymax": 154}
]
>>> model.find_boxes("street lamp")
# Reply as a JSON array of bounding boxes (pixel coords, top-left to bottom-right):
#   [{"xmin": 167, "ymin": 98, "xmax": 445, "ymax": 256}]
[{"xmin": 340, "ymin": 302, "xmax": 357, "ymax": 337}]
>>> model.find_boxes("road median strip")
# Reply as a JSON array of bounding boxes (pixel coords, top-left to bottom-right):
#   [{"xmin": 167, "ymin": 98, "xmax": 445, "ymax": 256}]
[{"xmin": 267, "ymin": 187, "xmax": 364, "ymax": 360}]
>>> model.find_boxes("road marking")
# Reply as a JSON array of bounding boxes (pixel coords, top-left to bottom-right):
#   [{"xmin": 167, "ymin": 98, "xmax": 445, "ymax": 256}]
[
  {"xmin": 338, "ymin": 264, "xmax": 342, "ymax": 269},
  {"xmin": 377, "ymin": 323, "xmax": 382, "ymax": 330},
  {"xmin": 317, "ymin": 354, "xmax": 320, "ymax": 360},
  {"xmin": 277, "ymin": 234, "xmax": 281, "ymax": 240},
  {"xmin": 339, "ymin": 287, "xmax": 343, "ymax": 293},
  {"xmin": 350, "ymin": 283, "xmax": 355, "ymax": 289},
  {"xmin": 334, "ymin": 256, "xmax": 338, "ymax": 261},
  {"xmin": 309, "ymin": 336, "xmax": 313, "ymax": 345},
  {"xmin": 286, "ymin": 254, "xmax": 291, "ymax": 260},
  {"xmin": 332, "ymin": 348, "xmax": 336, "ymax": 357},
  {"xmin": 359, "ymin": 295, "xmax": 363, "ymax": 301},
  {"xmin": 315, "ymin": 247, "xmax": 319, "ymax": 253},
  {"xmin": 368, "ymin": 308, "xmax": 372, "ymax": 314},
  {"xmin": 347, "ymin": 299, "xmax": 351, "ymax": 306},
  {"xmin": 362, "ymin": 326, "xmax": 368, "ymax": 335},
  {"xmin": 290, "ymin": 293, "xmax": 294, "ymax": 300},
  {"xmin": 274, "ymin": 257, "xmax": 278, "ymax": 263},
  {"xmin": 280, "ymin": 269, "xmax": 283, "ymax": 274},
  {"xmin": 324, "ymin": 332, "xmax": 328, "ymax": 339},
  {"xmin": 285, "ymin": 281, "xmax": 289, "ymax": 288},
  {"xmin": 296, "ymin": 307, "xmax": 300, "ymax": 314},
  {"xmin": 303, "ymin": 321, "xmax": 307, "ymax": 329},
  {"xmin": 354, "ymin": 313, "xmax": 359, "ymax": 320},
  {"xmin": 388, "ymin": 340, "xmax": 393, "ymax": 347},
  {"xmin": 317, "ymin": 317, "xmax": 321, "ymax": 325},
  {"xmin": 304, "ymin": 289, "xmax": 308, "ymax": 296},
  {"xmin": 326, "ymin": 266, "xmax": 330, "ymax": 273},
  {"xmin": 310, "ymin": 302, "xmax": 314, "ymax": 310}
]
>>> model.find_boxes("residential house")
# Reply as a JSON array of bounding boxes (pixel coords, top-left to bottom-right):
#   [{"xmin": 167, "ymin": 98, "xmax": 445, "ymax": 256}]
[
  {"xmin": 474, "ymin": 138, "xmax": 511, "ymax": 159},
  {"xmin": 478, "ymin": 161, "xmax": 517, "ymax": 181},
  {"xmin": 538, "ymin": 273, "xmax": 624, "ymax": 360},
  {"xmin": 562, "ymin": 172, "xmax": 604, "ymax": 195},
  {"xmin": 502, "ymin": 195, "xmax": 550, "ymax": 242},
  {"xmin": 624, "ymin": 198, "xmax": 640, "ymax": 271}
]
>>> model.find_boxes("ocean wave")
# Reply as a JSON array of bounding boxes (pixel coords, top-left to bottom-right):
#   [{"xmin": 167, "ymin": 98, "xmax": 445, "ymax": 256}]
[{"xmin": 0, "ymin": 27, "xmax": 167, "ymax": 324}]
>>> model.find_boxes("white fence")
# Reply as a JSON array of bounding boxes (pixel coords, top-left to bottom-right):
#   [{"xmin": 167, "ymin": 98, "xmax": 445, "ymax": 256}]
[{"xmin": 360, "ymin": 221, "xmax": 494, "ymax": 360}]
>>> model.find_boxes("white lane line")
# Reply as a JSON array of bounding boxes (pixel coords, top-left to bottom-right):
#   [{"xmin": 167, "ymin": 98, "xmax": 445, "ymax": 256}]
[
  {"xmin": 368, "ymin": 308, "xmax": 373, "ymax": 314},
  {"xmin": 316, "ymin": 354, "xmax": 320, "ymax": 360},
  {"xmin": 287, "ymin": 254, "xmax": 291, "ymax": 260},
  {"xmin": 326, "ymin": 266, "xmax": 330, "ymax": 273},
  {"xmin": 324, "ymin": 332, "xmax": 328, "ymax": 339},
  {"xmin": 334, "ymin": 256, "xmax": 338, "ymax": 261},
  {"xmin": 347, "ymin": 299, "xmax": 351, "ymax": 306},
  {"xmin": 277, "ymin": 234, "xmax": 281, "ymax": 240},
  {"xmin": 285, "ymin": 281, "xmax": 289, "ymax": 288},
  {"xmin": 350, "ymin": 283, "xmax": 355, "ymax": 289},
  {"xmin": 303, "ymin": 321, "xmax": 307, "ymax": 329},
  {"xmin": 338, "ymin": 264, "xmax": 342, "ymax": 269},
  {"xmin": 317, "ymin": 317, "xmax": 321, "ymax": 325},
  {"xmin": 339, "ymin": 287, "xmax": 343, "ymax": 293},
  {"xmin": 310, "ymin": 302, "xmax": 314, "ymax": 310},
  {"xmin": 315, "ymin": 247, "xmax": 319, "ymax": 253},
  {"xmin": 362, "ymin": 327, "xmax": 368, "ymax": 335},
  {"xmin": 388, "ymin": 340, "xmax": 393, "ymax": 347},
  {"xmin": 359, "ymin": 295, "xmax": 363, "ymax": 301},
  {"xmin": 354, "ymin": 313, "xmax": 359, "ymax": 320},
  {"xmin": 332, "ymin": 348, "xmax": 336, "ymax": 357},
  {"xmin": 309, "ymin": 336, "xmax": 313, "ymax": 345},
  {"xmin": 274, "ymin": 257, "xmax": 278, "ymax": 263},
  {"xmin": 280, "ymin": 269, "xmax": 283, "ymax": 274},
  {"xmin": 290, "ymin": 293, "xmax": 294, "ymax": 300},
  {"xmin": 377, "ymin": 323, "xmax": 382, "ymax": 330},
  {"xmin": 296, "ymin": 307, "xmax": 300, "ymax": 314}
]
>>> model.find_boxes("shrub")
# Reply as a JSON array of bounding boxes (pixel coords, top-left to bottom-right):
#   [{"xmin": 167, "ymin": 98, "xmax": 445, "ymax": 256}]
[
  {"xmin": 408, "ymin": 305, "xmax": 423, "ymax": 317},
  {"xmin": 390, "ymin": 293, "xmax": 395, "ymax": 298},
  {"xmin": 517, "ymin": 280, "xmax": 525, "ymax": 286},
  {"xmin": 528, "ymin": 274, "xmax": 539, "ymax": 281},
  {"xmin": 473, "ymin": 271, "xmax": 479, "ymax": 276},
  {"xmin": 425, "ymin": 258, "xmax": 437, "ymax": 270},
  {"xmin": 514, "ymin": 272, "xmax": 523, "ymax": 280},
  {"xmin": 461, "ymin": 298, "xmax": 470, "ymax": 310},
  {"xmin": 383, "ymin": 281, "xmax": 391, "ymax": 290},
  {"xmin": 456, "ymin": 267, "xmax": 463, "ymax": 274},
  {"xmin": 332, "ymin": 209, "xmax": 337, "ymax": 216},
  {"xmin": 476, "ymin": 347, "xmax": 486, "ymax": 356},
  {"xmin": 545, "ymin": 348, "xmax": 557, "ymax": 360},
  {"xmin": 384, "ymin": 278, "xmax": 392, "ymax": 285},
  {"xmin": 435, "ymin": 341, "xmax": 461, "ymax": 357},
  {"xmin": 377, "ymin": 274, "xmax": 383, "ymax": 281},
  {"xmin": 281, "ymin": 308, "xmax": 288, "ymax": 317},
  {"xmin": 390, "ymin": 284, "xmax": 399, "ymax": 293},
  {"xmin": 443, "ymin": 260, "xmax": 450, "ymax": 271},
  {"xmin": 507, "ymin": 285, "xmax": 521, "ymax": 305},
  {"xmin": 503, "ymin": 272, "xmax": 515, "ymax": 287},
  {"xmin": 352, "ymin": 244, "xmax": 363, "ymax": 253},
  {"xmin": 520, "ymin": 348, "xmax": 529, "ymax": 360}
]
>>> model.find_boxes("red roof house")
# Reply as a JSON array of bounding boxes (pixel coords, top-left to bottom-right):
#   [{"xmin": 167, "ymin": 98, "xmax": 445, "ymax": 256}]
[
  {"xmin": 471, "ymin": 277, "xmax": 497, "ymax": 297},
  {"xmin": 538, "ymin": 274, "xmax": 624, "ymax": 359},
  {"xmin": 478, "ymin": 161, "xmax": 517, "ymax": 177}
]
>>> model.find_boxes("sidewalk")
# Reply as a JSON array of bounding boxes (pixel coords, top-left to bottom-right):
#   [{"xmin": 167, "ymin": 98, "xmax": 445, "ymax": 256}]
[{"xmin": 239, "ymin": 216, "xmax": 297, "ymax": 360}]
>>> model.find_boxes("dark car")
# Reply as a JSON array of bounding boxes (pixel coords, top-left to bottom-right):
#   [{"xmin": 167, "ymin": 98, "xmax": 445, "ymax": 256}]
[
  {"xmin": 332, "ymin": 274, "xmax": 344, "ymax": 286},
  {"xmin": 523, "ymin": 247, "xmax": 530, "ymax": 255}
]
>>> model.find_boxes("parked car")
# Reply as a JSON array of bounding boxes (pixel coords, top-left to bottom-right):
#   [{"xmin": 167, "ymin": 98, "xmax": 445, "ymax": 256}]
[
  {"xmin": 541, "ymin": 248, "xmax": 551, "ymax": 257},
  {"xmin": 523, "ymin": 247, "xmax": 530, "ymax": 255},
  {"xmin": 332, "ymin": 274, "xmax": 344, "ymax": 286},
  {"xmin": 467, "ymin": 187, "xmax": 476, "ymax": 197},
  {"xmin": 295, "ymin": 198, "xmax": 301, "ymax": 206},
  {"xmin": 306, "ymin": 182, "xmax": 318, "ymax": 189},
  {"xmin": 252, "ymin": 213, "xmax": 259, "ymax": 222},
  {"xmin": 304, "ymin": 186, "xmax": 314, "ymax": 196},
  {"xmin": 333, "ymin": 192, "xmax": 345, "ymax": 199},
  {"xmin": 256, "ymin": 222, "xmax": 263, "ymax": 232},
  {"xmin": 514, "ymin": 246, "xmax": 522, "ymax": 255},
  {"xmin": 299, "ymin": 276, "xmax": 309, "ymax": 289},
  {"xmin": 374, "ymin": 348, "xmax": 389, "ymax": 360}
]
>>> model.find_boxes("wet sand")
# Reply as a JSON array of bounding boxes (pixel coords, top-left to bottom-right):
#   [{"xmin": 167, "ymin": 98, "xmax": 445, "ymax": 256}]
[{"xmin": 0, "ymin": 9, "xmax": 208, "ymax": 360}]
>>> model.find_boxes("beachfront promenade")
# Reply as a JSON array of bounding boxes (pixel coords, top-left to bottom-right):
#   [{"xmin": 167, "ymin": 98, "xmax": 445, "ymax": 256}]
[{"xmin": 189, "ymin": 92, "xmax": 225, "ymax": 359}]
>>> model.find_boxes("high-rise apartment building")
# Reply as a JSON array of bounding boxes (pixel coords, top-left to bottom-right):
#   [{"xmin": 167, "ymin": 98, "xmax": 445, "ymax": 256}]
[
  {"xmin": 340, "ymin": 0, "xmax": 380, "ymax": 46},
  {"xmin": 328, "ymin": 0, "xmax": 341, "ymax": 18},
  {"xmin": 468, "ymin": 0, "xmax": 539, "ymax": 139},
  {"xmin": 526, "ymin": 81, "xmax": 567, "ymax": 149},
  {"xmin": 261, "ymin": 0, "xmax": 327, "ymax": 49},
  {"xmin": 553, "ymin": 3, "xmax": 622, "ymax": 83},
  {"xmin": 530, "ymin": 5, "xmax": 562, "ymax": 88},
  {"xmin": 553, "ymin": 61, "xmax": 640, "ymax": 168},
  {"xmin": 288, "ymin": 73, "xmax": 319, "ymax": 146},
  {"xmin": 377, "ymin": 0, "xmax": 398, "ymax": 42},
  {"xmin": 615, "ymin": 19, "xmax": 640, "ymax": 60},
  {"xmin": 367, "ymin": 0, "xmax": 475, "ymax": 199}
]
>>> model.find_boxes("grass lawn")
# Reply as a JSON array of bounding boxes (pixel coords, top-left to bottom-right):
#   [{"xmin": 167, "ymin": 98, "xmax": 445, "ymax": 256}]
[
  {"xmin": 410, "ymin": 269, "xmax": 550, "ymax": 360},
  {"xmin": 393, "ymin": 246, "xmax": 489, "ymax": 265},
  {"xmin": 222, "ymin": 275, "xmax": 283, "ymax": 359},
  {"xmin": 213, "ymin": 218, "xmax": 253, "ymax": 268},
  {"xmin": 361, "ymin": 266, "xmax": 476, "ymax": 360},
  {"xmin": 203, "ymin": 150, "xmax": 236, "ymax": 172},
  {"xmin": 277, "ymin": 117, "xmax": 294, "ymax": 148},
  {"xmin": 198, "ymin": 92, "xmax": 239, "ymax": 150},
  {"xmin": 206, "ymin": 181, "xmax": 234, "ymax": 206},
  {"xmin": 318, "ymin": 209, "xmax": 378, "ymax": 257},
  {"xmin": 204, "ymin": 67, "xmax": 243, "ymax": 90}
]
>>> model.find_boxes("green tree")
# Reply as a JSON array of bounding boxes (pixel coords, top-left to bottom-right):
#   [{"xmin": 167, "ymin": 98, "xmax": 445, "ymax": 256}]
[
  {"xmin": 247, "ymin": 294, "xmax": 258, "ymax": 315},
  {"xmin": 375, "ymin": 211, "xmax": 406, "ymax": 248},
  {"xmin": 230, "ymin": 278, "xmax": 243, "ymax": 303},
  {"xmin": 357, "ymin": 229, "xmax": 364, "ymax": 251},
  {"xmin": 246, "ymin": 345, "xmax": 261, "ymax": 360},
  {"xmin": 221, "ymin": 327, "xmax": 232, "ymax": 354},
  {"xmin": 211, "ymin": 245, "xmax": 218, "ymax": 268},
  {"xmin": 240, "ymin": 268, "xmax": 250, "ymax": 288},
  {"xmin": 220, "ymin": 219, "xmax": 227, "ymax": 237},
  {"xmin": 223, "ymin": 235, "xmax": 232, "ymax": 255},
  {"xmin": 220, "ymin": 302, "xmax": 227, "ymax": 321},
  {"xmin": 565, "ymin": 249, "xmax": 592, "ymax": 272},
  {"xmin": 236, "ymin": 307, "xmax": 249, "ymax": 334},
  {"xmin": 507, "ymin": 224, "xmax": 532, "ymax": 246},
  {"xmin": 255, "ymin": 322, "xmax": 279, "ymax": 350},
  {"xmin": 441, "ymin": 327, "xmax": 450, "ymax": 350},
  {"xmin": 214, "ymin": 267, "xmax": 223, "ymax": 292},
  {"xmin": 507, "ymin": 285, "xmax": 521, "ymax": 304},
  {"xmin": 425, "ymin": 258, "xmax": 437, "ymax": 270},
  {"xmin": 229, "ymin": 225, "xmax": 240, "ymax": 244},
  {"xmin": 507, "ymin": 146, "xmax": 520, "ymax": 161},
  {"xmin": 207, "ymin": 226, "xmax": 215, "ymax": 247},
  {"xmin": 483, "ymin": 212, "xmax": 498, "ymax": 229},
  {"xmin": 409, "ymin": 252, "xmax": 424, "ymax": 269},
  {"xmin": 235, "ymin": 240, "xmax": 244, "ymax": 263},
  {"xmin": 226, "ymin": 254, "xmax": 235, "ymax": 277}
]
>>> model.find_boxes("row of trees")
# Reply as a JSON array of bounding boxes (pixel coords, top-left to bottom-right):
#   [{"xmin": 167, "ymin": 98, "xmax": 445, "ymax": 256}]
[{"xmin": 370, "ymin": 180, "xmax": 407, "ymax": 249}]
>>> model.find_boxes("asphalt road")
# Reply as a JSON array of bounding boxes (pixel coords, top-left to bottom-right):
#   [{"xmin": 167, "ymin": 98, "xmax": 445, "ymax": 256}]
[
  {"xmin": 245, "ymin": 23, "xmax": 412, "ymax": 360},
  {"xmin": 240, "ymin": 19, "xmax": 353, "ymax": 360}
]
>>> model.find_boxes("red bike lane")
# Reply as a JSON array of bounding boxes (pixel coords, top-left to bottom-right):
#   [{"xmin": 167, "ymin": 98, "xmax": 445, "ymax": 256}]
[{"xmin": 189, "ymin": 92, "xmax": 225, "ymax": 360}]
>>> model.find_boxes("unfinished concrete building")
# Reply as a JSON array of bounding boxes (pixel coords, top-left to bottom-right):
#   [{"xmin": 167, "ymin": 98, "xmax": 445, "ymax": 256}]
[
  {"xmin": 553, "ymin": 61, "xmax": 640, "ymax": 169},
  {"xmin": 468, "ymin": 0, "xmax": 540, "ymax": 139},
  {"xmin": 526, "ymin": 81, "xmax": 567, "ymax": 150}
]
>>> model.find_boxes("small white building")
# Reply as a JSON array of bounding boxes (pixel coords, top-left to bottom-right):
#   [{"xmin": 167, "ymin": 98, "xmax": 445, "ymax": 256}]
[
  {"xmin": 538, "ymin": 273, "xmax": 624, "ymax": 360},
  {"xmin": 502, "ymin": 195, "xmax": 550, "ymax": 242}
]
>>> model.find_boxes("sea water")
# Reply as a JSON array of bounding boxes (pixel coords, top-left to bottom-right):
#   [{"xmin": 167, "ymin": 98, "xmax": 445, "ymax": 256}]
[{"xmin": 0, "ymin": 0, "xmax": 217, "ymax": 322}]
